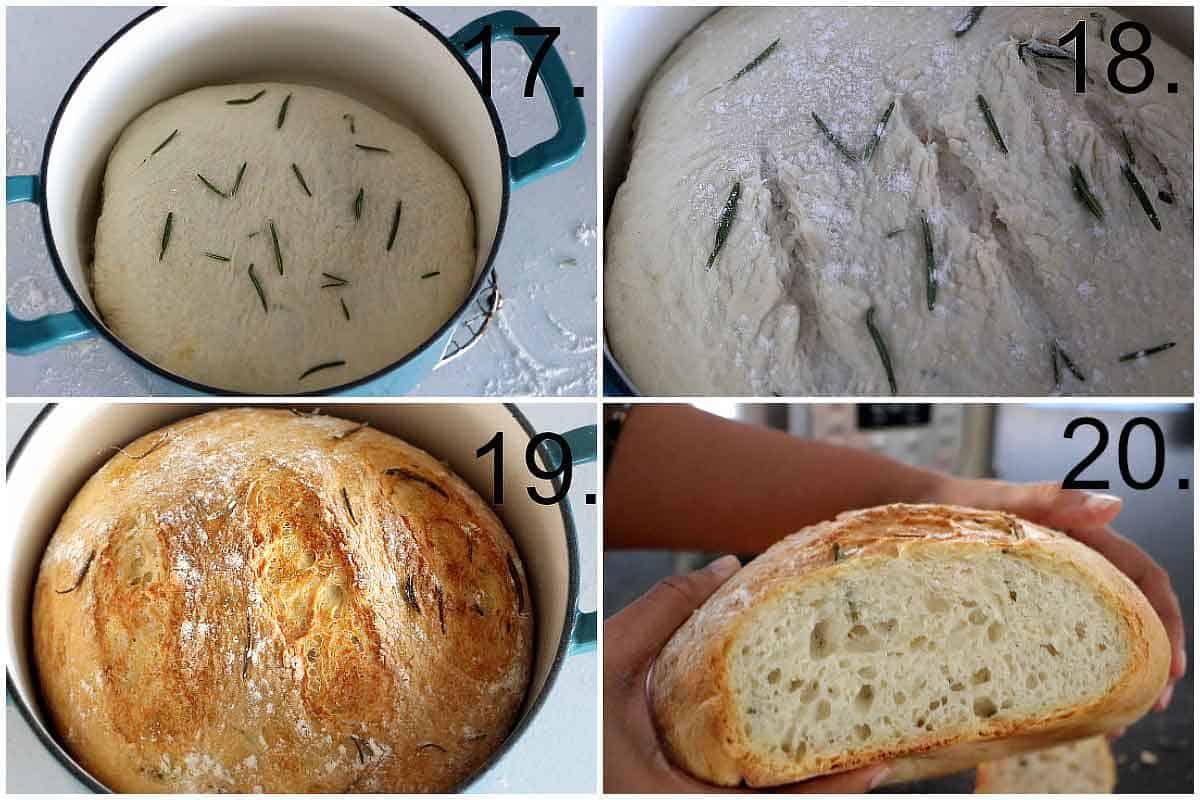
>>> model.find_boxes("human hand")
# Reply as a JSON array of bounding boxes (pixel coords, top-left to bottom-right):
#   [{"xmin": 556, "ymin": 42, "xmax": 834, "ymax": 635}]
[
  {"xmin": 925, "ymin": 477, "xmax": 1186, "ymax": 712},
  {"xmin": 603, "ymin": 555, "xmax": 892, "ymax": 793}
]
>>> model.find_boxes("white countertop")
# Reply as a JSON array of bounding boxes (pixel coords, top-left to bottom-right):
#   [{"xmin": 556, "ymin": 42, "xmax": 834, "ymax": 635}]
[
  {"xmin": 6, "ymin": 6, "xmax": 598, "ymax": 397},
  {"xmin": 5, "ymin": 402, "xmax": 598, "ymax": 792}
]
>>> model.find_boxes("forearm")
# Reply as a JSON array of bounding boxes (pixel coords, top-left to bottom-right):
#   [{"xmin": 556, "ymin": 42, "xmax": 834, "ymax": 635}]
[{"xmin": 605, "ymin": 404, "xmax": 947, "ymax": 552}]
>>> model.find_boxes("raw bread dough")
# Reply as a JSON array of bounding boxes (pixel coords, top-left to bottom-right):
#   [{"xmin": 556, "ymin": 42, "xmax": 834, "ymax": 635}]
[
  {"xmin": 94, "ymin": 83, "xmax": 475, "ymax": 393},
  {"xmin": 606, "ymin": 8, "xmax": 1193, "ymax": 395}
]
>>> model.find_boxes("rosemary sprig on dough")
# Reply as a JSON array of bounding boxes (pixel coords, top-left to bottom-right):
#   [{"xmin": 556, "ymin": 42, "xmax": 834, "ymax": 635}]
[
  {"xmin": 1069, "ymin": 164, "xmax": 1104, "ymax": 220},
  {"xmin": 341, "ymin": 486, "xmax": 357, "ymax": 524},
  {"xmin": 343, "ymin": 113, "xmax": 356, "ymax": 134},
  {"xmin": 976, "ymin": 95, "xmax": 1008, "ymax": 155},
  {"xmin": 197, "ymin": 173, "xmax": 228, "ymax": 198},
  {"xmin": 1051, "ymin": 341, "xmax": 1086, "ymax": 384},
  {"xmin": 1119, "ymin": 341, "xmax": 1176, "ymax": 362},
  {"xmin": 1018, "ymin": 39, "xmax": 1074, "ymax": 64},
  {"xmin": 149, "ymin": 129, "xmax": 179, "ymax": 158},
  {"xmin": 421, "ymin": 271, "xmax": 441, "ymax": 279},
  {"xmin": 204, "ymin": 252, "xmax": 231, "ymax": 262},
  {"xmin": 340, "ymin": 298, "xmax": 350, "ymax": 320},
  {"xmin": 1121, "ymin": 163, "xmax": 1161, "ymax": 231},
  {"xmin": 159, "ymin": 212, "xmax": 173, "ymax": 261},
  {"xmin": 885, "ymin": 228, "xmax": 906, "ymax": 239},
  {"xmin": 404, "ymin": 574, "xmax": 421, "ymax": 613},
  {"xmin": 226, "ymin": 89, "xmax": 266, "ymax": 105},
  {"xmin": 231, "ymin": 162, "xmax": 247, "ymax": 197},
  {"xmin": 298, "ymin": 359, "xmax": 345, "ymax": 380},
  {"xmin": 506, "ymin": 554, "xmax": 526, "ymax": 613},
  {"xmin": 321, "ymin": 272, "xmax": 349, "ymax": 288},
  {"xmin": 276, "ymin": 93, "xmax": 292, "ymax": 129},
  {"xmin": 354, "ymin": 143, "xmax": 391, "ymax": 153},
  {"xmin": 248, "ymin": 264, "xmax": 267, "ymax": 313},
  {"xmin": 812, "ymin": 112, "xmax": 859, "ymax": 163},
  {"xmin": 865, "ymin": 306, "xmax": 898, "ymax": 395},
  {"xmin": 730, "ymin": 38, "xmax": 781, "ymax": 83},
  {"xmin": 387, "ymin": 201, "xmax": 403, "ymax": 251},
  {"xmin": 354, "ymin": 188, "xmax": 364, "ymax": 221},
  {"xmin": 706, "ymin": 182, "xmax": 741, "ymax": 271},
  {"xmin": 953, "ymin": 7, "xmax": 985, "ymax": 37},
  {"xmin": 1121, "ymin": 129, "xmax": 1136, "ymax": 165},
  {"xmin": 291, "ymin": 163, "xmax": 312, "ymax": 197},
  {"xmin": 55, "ymin": 549, "xmax": 95, "ymax": 594},
  {"xmin": 269, "ymin": 219, "xmax": 284, "ymax": 274},
  {"xmin": 385, "ymin": 467, "xmax": 449, "ymax": 498},
  {"xmin": 861, "ymin": 101, "xmax": 895, "ymax": 163},
  {"xmin": 921, "ymin": 212, "xmax": 937, "ymax": 310}
]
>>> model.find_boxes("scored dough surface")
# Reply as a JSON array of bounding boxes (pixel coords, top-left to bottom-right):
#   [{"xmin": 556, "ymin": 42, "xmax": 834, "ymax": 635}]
[
  {"xmin": 606, "ymin": 7, "xmax": 1193, "ymax": 396},
  {"xmin": 94, "ymin": 83, "xmax": 475, "ymax": 393}
]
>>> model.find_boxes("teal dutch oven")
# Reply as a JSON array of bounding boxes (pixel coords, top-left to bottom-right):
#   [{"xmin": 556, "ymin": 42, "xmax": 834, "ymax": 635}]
[
  {"xmin": 6, "ymin": 403, "xmax": 597, "ymax": 791},
  {"xmin": 6, "ymin": 7, "xmax": 585, "ymax": 395}
]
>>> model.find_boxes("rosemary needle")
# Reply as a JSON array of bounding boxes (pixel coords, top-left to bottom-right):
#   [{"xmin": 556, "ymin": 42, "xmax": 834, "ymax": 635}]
[
  {"xmin": 149, "ymin": 129, "xmax": 179, "ymax": 158},
  {"xmin": 1121, "ymin": 129, "xmax": 1136, "ymax": 165},
  {"xmin": 706, "ymin": 182, "xmax": 740, "ymax": 271},
  {"xmin": 1054, "ymin": 342, "xmax": 1086, "ymax": 382},
  {"xmin": 865, "ymin": 306, "xmax": 898, "ymax": 395},
  {"xmin": 248, "ymin": 264, "xmax": 267, "ymax": 313},
  {"xmin": 159, "ymin": 212, "xmax": 173, "ymax": 261},
  {"xmin": 1119, "ymin": 342, "xmax": 1176, "ymax": 362},
  {"xmin": 354, "ymin": 188, "xmax": 364, "ymax": 221},
  {"xmin": 226, "ymin": 89, "xmax": 266, "ymax": 105},
  {"xmin": 1051, "ymin": 345, "xmax": 1061, "ymax": 387},
  {"xmin": 343, "ymin": 113, "xmax": 356, "ymax": 134},
  {"xmin": 387, "ymin": 201, "xmax": 403, "ymax": 251},
  {"xmin": 269, "ymin": 220, "xmax": 283, "ymax": 275},
  {"xmin": 976, "ymin": 94, "xmax": 1008, "ymax": 155},
  {"xmin": 231, "ymin": 161, "xmax": 247, "ymax": 197},
  {"xmin": 354, "ymin": 144, "xmax": 391, "ymax": 153},
  {"xmin": 921, "ymin": 212, "xmax": 937, "ymax": 310},
  {"xmin": 421, "ymin": 271, "xmax": 441, "ymax": 279},
  {"xmin": 341, "ymin": 298, "xmax": 350, "ymax": 320},
  {"xmin": 1121, "ymin": 162, "xmax": 1161, "ymax": 231},
  {"xmin": 861, "ymin": 101, "xmax": 895, "ymax": 163},
  {"xmin": 730, "ymin": 38, "xmax": 781, "ymax": 83},
  {"xmin": 299, "ymin": 360, "xmax": 346, "ymax": 380},
  {"xmin": 885, "ymin": 228, "xmax": 906, "ymax": 239},
  {"xmin": 321, "ymin": 272, "xmax": 348, "ymax": 287},
  {"xmin": 197, "ymin": 173, "xmax": 228, "ymax": 198},
  {"xmin": 1069, "ymin": 164, "xmax": 1105, "ymax": 220},
  {"xmin": 953, "ymin": 7, "xmax": 985, "ymax": 37},
  {"xmin": 812, "ymin": 112, "xmax": 858, "ymax": 163},
  {"xmin": 291, "ymin": 163, "xmax": 312, "ymax": 197},
  {"xmin": 277, "ymin": 93, "xmax": 292, "ymax": 130},
  {"xmin": 204, "ymin": 252, "xmax": 231, "ymax": 262}
]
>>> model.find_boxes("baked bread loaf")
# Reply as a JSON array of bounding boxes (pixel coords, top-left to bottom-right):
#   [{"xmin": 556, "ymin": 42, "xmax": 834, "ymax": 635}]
[
  {"xmin": 606, "ymin": 8, "xmax": 1193, "ymax": 396},
  {"xmin": 975, "ymin": 735, "xmax": 1116, "ymax": 793},
  {"xmin": 649, "ymin": 504, "xmax": 1168, "ymax": 787},
  {"xmin": 32, "ymin": 408, "xmax": 531, "ymax": 792},
  {"xmin": 94, "ymin": 83, "xmax": 476, "ymax": 392}
]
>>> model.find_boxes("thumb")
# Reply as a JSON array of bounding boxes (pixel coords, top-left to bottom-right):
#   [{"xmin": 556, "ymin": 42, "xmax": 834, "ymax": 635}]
[
  {"xmin": 990, "ymin": 481, "xmax": 1123, "ymax": 530},
  {"xmin": 774, "ymin": 764, "xmax": 892, "ymax": 794},
  {"xmin": 609, "ymin": 555, "xmax": 741, "ymax": 668}
]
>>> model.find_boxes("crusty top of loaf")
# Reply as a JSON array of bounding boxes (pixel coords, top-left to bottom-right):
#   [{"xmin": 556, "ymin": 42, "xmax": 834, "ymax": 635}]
[
  {"xmin": 32, "ymin": 408, "xmax": 532, "ymax": 792},
  {"xmin": 649, "ymin": 504, "xmax": 1169, "ymax": 787}
]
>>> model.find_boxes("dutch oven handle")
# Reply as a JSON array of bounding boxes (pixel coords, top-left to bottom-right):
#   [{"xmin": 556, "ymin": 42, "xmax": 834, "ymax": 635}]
[{"xmin": 548, "ymin": 424, "xmax": 597, "ymax": 656}]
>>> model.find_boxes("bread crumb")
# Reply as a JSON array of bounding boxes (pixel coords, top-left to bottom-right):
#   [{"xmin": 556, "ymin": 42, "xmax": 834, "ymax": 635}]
[{"xmin": 1139, "ymin": 750, "xmax": 1159, "ymax": 765}]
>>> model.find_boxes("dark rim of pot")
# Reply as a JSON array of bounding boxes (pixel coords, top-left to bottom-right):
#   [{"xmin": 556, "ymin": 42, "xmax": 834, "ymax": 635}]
[{"xmin": 36, "ymin": 6, "xmax": 511, "ymax": 396}]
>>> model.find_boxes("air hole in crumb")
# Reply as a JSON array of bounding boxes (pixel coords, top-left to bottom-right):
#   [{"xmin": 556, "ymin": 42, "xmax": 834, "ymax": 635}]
[
  {"xmin": 910, "ymin": 635, "xmax": 929, "ymax": 650},
  {"xmin": 855, "ymin": 685, "xmax": 875, "ymax": 712},
  {"xmin": 854, "ymin": 724, "xmax": 871, "ymax": 741},
  {"xmin": 987, "ymin": 623, "xmax": 1003, "ymax": 643},
  {"xmin": 858, "ymin": 666, "xmax": 877, "ymax": 679},
  {"xmin": 1026, "ymin": 673, "xmax": 1038, "ymax": 689},
  {"xmin": 1097, "ymin": 643, "xmax": 1107, "ymax": 652},
  {"xmin": 816, "ymin": 700, "xmax": 831, "ymax": 721},
  {"xmin": 968, "ymin": 608, "xmax": 987, "ymax": 625},
  {"xmin": 972, "ymin": 667, "xmax": 991, "ymax": 684},
  {"xmin": 973, "ymin": 697, "xmax": 998, "ymax": 718},
  {"xmin": 767, "ymin": 669, "xmax": 781, "ymax": 685},
  {"xmin": 925, "ymin": 595, "xmax": 951, "ymax": 613},
  {"xmin": 794, "ymin": 740, "xmax": 807, "ymax": 760},
  {"xmin": 1041, "ymin": 643, "xmax": 1060, "ymax": 656},
  {"xmin": 875, "ymin": 618, "xmax": 898, "ymax": 634},
  {"xmin": 950, "ymin": 681, "xmax": 965, "ymax": 692},
  {"xmin": 810, "ymin": 620, "xmax": 832, "ymax": 658},
  {"xmin": 894, "ymin": 691, "xmax": 907, "ymax": 705},
  {"xmin": 1075, "ymin": 623, "xmax": 1087, "ymax": 640}
]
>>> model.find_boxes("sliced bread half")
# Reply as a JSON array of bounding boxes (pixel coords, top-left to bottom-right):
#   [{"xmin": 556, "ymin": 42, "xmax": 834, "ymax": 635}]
[
  {"xmin": 975, "ymin": 735, "xmax": 1116, "ymax": 793},
  {"xmin": 649, "ymin": 504, "xmax": 1168, "ymax": 787}
]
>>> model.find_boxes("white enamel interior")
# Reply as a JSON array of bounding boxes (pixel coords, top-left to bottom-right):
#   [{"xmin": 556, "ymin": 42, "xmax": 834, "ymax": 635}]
[
  {"xmin": 44, "ymin": 7, "xmax": 503, "ymax": 331},
  {"xmin": 4, "ymin": 403, "xmax": 572, "ymax": 789}
]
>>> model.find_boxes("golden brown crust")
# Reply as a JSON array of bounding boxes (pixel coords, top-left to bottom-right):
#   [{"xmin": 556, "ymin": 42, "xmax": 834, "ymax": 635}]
[
  {"xmin": 32, "ymin": 408, "xmax": 532, "ymax": 792},
  {"xmin": 649, "ymin": 504, "xmax": 1169, "ymax": 788}
]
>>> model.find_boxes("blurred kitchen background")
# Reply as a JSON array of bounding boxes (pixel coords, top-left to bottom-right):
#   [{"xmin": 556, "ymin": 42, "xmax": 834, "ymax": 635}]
[{"xmin": 603, "ymin": 402, "xmax": 1192, "ymax": 792}]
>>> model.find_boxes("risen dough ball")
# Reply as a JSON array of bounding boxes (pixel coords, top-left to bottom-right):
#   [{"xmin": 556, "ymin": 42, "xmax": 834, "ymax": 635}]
[
  {"xmin": 33, "ymin": 408, "xmax": 532, "ymax": 792},
  {"xmin": 94, "ymin": 83, "xmax": 475, "ymax": 392},
  {"xmin": 606, "ymin": 8, "xmax": 1193, "ymax": 395}
]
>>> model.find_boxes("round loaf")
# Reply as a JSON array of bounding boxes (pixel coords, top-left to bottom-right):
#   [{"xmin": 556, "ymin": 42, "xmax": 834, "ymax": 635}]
[
  {"xmin": 649, "ymin": 504, "xmax": 1169, "ymax": 787},
  {"xmin": 93, "ymin": 83, "xmax": 476, "ymax": 393},
  {"xmin": 32, "ymin": 408, "xmax": 532, "ymax": 792}
]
